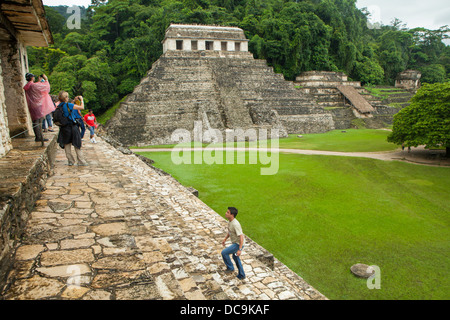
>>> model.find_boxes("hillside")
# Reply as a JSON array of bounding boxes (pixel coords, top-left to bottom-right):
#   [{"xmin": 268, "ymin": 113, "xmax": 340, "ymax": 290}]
[{"xmin": 27, "ymin": 0, "xmax": 449, "ymax": 115}]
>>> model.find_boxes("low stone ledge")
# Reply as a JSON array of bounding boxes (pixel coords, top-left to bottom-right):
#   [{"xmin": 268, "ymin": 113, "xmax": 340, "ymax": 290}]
[
  {"xmin": 185, "ymin": 187, "xmax": 199, "ymax": 197},
  {"xmin": 0, "ymin": 133, "xmax": 57, "ymax": 291},
  {"xmin": 244, "ymin": 237, "xmax": 274, "ymax": 270},
  {"xmin": 98, "ymin": 131, "xmax": 132, "ymax": 155}
]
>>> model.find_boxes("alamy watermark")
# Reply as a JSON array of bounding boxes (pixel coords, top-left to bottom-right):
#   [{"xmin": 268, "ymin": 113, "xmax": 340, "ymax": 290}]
[
  {"xmin": 367, "ymin": 265, "xmax": 381, "ymax": 289},
  {"xmin": 366, "ymin": 5, "xmax": 382, "ymax": 30},
  {"xmin": 66, "ymin": 265, "xmax": 82, "ymax": 287},
  {"xmin": 67, "ymin": 5, "xmax": 81, "ymax": 30},
  {"xmin": 170, "ymin": 121, "xmax": 280, "ymax": 175}
]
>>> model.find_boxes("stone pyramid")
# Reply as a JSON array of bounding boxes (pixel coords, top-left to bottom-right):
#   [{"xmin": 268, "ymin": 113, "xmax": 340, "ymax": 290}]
[{"xmin": 105, "ymin": 25, "xmax": 334, "ymax": 146}]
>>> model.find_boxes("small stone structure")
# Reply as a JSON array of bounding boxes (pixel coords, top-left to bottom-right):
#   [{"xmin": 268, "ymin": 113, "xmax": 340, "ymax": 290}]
[
  {"xmin": 163, "ymin": 24, "xmax": 249, "ymax": 54},
  {"xmin": 395, "ymin": 70, "xmax": 421, "ymax": 90},
  {"xmin": 106, "ymin": 24, "xmax": 334, "ymax": 146},
  {"xmin": 295, "ymin": 71, "xmax": 401, "ymax": 129}
]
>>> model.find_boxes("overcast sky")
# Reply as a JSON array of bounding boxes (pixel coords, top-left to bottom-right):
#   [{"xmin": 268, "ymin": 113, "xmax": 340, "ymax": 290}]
[
  {"xmin": 357, "ymin": 0, "xmax": 449, "ymax": 30},
  {"xmin": 43, "ymin": 0, "xmax": 449, "ymax": 31}
]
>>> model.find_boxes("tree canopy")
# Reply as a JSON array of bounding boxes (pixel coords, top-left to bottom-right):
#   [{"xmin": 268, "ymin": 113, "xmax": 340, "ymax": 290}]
[
  {"xmin": 28, "ymin": 0, "xmax": 450, "ymax": 115},
  {"xmin": 387, "ymin": 82, "xmax": 450, "ymax": 156}
]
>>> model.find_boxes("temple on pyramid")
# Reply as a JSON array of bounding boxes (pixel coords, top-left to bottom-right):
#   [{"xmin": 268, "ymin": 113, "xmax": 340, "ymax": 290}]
[{"xmin": 104, "ymin": 24, "xmax": 336, "ymax": 146}]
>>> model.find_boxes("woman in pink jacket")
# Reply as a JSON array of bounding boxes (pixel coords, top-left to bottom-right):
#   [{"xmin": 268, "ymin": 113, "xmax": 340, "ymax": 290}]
[{"xmin": 23, "ymin": 73, "xmax": 55, "ymax": 144}]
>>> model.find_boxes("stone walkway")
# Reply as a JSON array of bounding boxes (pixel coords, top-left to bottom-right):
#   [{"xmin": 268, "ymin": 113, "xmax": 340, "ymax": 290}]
[{"xmin": 1, "ymin": 136, "xmax": 326, "ymax": 300}]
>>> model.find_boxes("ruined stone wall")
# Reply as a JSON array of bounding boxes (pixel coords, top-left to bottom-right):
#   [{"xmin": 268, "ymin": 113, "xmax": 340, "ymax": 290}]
[
  {"xmin": 280, "ymin": 114, "xmax": 335, "ymax": 134},
  {"xmin": 295, "ymin": 71, "xmax": 361, "ymax": 87},
  {"xmin": 0, "ymin": 40, "xmax": 32, "ymax": 139},
  {"xmin": 329, "ymin": 107, "xmax": 355, "ymax": 129},
  {"xmin": 395, "ymin": 70, "xmax": 421, "ymax": 89},
  {"xmin": 363, "ymin": 105, "xmax": 399, "ymax": 128},
  {"xmin": 0, "ymin": 135, "xmax": 57, "ymax": 286}
]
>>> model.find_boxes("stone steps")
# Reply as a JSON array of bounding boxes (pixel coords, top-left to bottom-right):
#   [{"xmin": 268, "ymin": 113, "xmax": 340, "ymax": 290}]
[
  {"xmin": 314, "ymin": 94, "xmax": 342, "ymax": 102},
  {"xmin": 138, "ymin": 59, "xmax": 307, "ymax": 105},
  {"xmin": 383, "ymin": 95, "xmax": 413, "ymax": 103},
  {"xmin": 295, "ymin": 85, "xmax": 390, "ymax": 112},
  {"xmin": 135, "ymin": 82, "xmax": 316, "ymax": 113}
]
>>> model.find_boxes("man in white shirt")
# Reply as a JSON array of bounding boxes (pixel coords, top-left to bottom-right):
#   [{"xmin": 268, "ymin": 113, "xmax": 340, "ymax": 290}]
[{"xmin": 221, "ymin": 207, "xmax": 245, "ymax": 280}]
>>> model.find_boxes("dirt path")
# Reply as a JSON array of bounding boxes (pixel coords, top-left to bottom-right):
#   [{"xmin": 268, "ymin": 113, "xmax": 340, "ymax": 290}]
[{"xmin": 133, "ymin": 146, "xmax": 449, "ymax": 167}]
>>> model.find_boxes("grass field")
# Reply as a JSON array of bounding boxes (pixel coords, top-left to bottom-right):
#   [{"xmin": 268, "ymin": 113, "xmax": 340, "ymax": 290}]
[
  {"xmin": 137, "ymin": 150, "xmax": 450, "ymax": 300},
  {"xmin": 131, "ymin": 129, "xmax": 399, "ymax": 152},
  {"xmin": 278, "ymin": 129, "xmax": 398, "ymax": 152}
]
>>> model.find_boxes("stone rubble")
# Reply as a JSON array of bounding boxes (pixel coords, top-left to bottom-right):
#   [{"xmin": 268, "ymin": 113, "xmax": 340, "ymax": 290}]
[{"xmin": 1, "ymin": 136, "xmax": 326, "ymax": 300}]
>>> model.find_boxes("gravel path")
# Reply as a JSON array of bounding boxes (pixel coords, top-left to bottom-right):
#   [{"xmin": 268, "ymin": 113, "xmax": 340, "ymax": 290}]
[{"xmin": 133, "ymin": 146, "xmax": 449, "ymax": 167}]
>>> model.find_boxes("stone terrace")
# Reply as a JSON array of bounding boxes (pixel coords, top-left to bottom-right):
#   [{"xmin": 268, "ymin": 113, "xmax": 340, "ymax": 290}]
[{"xmin": 1, "ymin": 133, "xmax": 326, "ymax": 300}]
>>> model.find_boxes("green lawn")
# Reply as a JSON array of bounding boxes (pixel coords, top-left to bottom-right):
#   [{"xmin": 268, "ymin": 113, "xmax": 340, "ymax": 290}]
[
  {"xmin": 363, "ymin": 86, "xmax": 410, "ymax": 100},
  {"xmin": 137, "ymin": 150, "xmax": 450, "ymax": 300},
  {"xmin": 278, "ymin": 129, "xmax": 398, "ymax": 152},
  {"xmin": 131, "ymin": 129, "xmax": 399, "ymax": 152}
]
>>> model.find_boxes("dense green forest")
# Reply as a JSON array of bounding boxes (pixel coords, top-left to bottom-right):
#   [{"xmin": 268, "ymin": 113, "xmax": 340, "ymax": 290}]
[{"xmin": 28, "ymin": 0, "xmax": 450, "ymax": 115}]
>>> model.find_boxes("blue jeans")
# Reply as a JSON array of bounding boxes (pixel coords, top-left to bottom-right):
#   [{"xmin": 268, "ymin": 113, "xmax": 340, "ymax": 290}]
[
  {"xmin": 79, "ymin": 120, "xmax": 86, "ymax": 139},
  {"xmin": 221, "ymin": 243, "xmax": 245, "ymax": 279},
  {"xmin": 42, "ymin": 113, "xmax": 53, "ymax": 129},
  {"xmin": 87, "ymin": 125, "xmax": 95, "ymax": 136}
]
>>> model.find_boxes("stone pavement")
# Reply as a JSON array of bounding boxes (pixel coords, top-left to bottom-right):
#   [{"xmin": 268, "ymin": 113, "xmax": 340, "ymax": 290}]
[{"xmin": 1, "ymin": 135, "xmax": 326, "ymax": 300}]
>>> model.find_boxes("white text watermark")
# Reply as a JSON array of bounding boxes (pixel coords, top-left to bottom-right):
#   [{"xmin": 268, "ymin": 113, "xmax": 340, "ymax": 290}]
[
  {"xmin": 67, "ymin": 6, "xmax": 81, "ymax": 30},
  {"xmin": 367, "ymin": 265, "xmax": 381, "ymax": 289},
  {"xmin": 170, "ymin": 121, "xmax": 280, "ymax": 175},
  {"xmin": 366, "ymin": 5, "xmax": 382, "ymax": 30}
]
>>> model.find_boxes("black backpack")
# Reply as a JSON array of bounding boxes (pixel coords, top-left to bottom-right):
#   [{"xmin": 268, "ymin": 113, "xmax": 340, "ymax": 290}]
[{"xmin": 52, "ymin": 103, "xmax": 71, "ymax": 127}]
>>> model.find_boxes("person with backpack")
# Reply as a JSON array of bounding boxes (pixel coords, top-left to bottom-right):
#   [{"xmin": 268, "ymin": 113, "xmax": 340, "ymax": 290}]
[{"xmin": 56, "ymin": 91, "xmax": 88, "ymax": 166}]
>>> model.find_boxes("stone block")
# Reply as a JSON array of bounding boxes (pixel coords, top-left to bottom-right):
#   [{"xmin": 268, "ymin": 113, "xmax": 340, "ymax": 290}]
[{"xmin": 40, "ymin": 249, "xmax": 95, "ymax": 267}]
